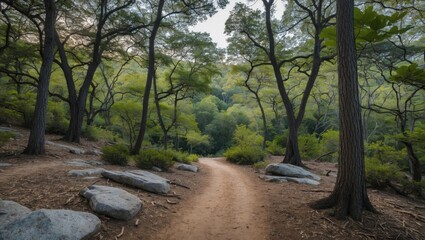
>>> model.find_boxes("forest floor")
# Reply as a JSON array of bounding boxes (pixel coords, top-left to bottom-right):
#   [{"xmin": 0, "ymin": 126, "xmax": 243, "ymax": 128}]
[{"xmin": 1, "ymin": 127, "xmax": 425, "ymax": 239}]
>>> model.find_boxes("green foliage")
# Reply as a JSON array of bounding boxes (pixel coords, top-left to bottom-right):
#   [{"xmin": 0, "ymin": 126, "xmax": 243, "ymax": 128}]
[
  {"xmin": 266, "ymin": 134, "xmax": 287, "ymax": 155},
  {"xmin": 390, "ymin": 63, "xmax": 425, "ymax": 87},
  {"xmin": 186, "ymin": 154, "xmax": 199, "ymax": 163},
  {"xmin": 319, "ymin": 130, "xmax": 339, "ymax": 162},
  {"xmin": 46, "ymin": 101, "xmax": 68, "ymax": 134},
  {"xmin": 366, "ymin": 141, "xmax": 407, "ymax": 167},
  {"xmin": 225, "ymin": 145, "xmax": 266, "ymax": 165},
  {"xmin": 133, "ymin": 149, "xmax": 174, "ymax": 171},
  {"xmin": 0, "ymin": 91, "xmax": 35, "ymax": 127},
  {"xmin": 101, "ymin": 144, "xmax": 129, "ymax": 166},
  {"xmin": 365, "ymin": 157, "xmax": 403, "ymax": 189},
  {"xmin": 82, "ymin": 125, "xmax": 118, "ymax": 142},
  {"xmin": 0, "ymin": 131, "xmax": 15, "ymax": 147},
  {"xmin": 298, "ymin": 134, "xmax": 320, "ymax": 160},
  {"xmin": 225, "ymin": 125, "xmax": 266, "ymax": 165},
  {"xmin": 321, "ymin": 6, "xmax": 411, "ymax": 48},
  {"xmin": 253, "ymin": 159, "xmax": 270, "ymax": 170}
]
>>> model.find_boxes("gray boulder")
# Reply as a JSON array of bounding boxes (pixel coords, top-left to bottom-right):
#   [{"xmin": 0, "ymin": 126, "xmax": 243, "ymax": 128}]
[
  {"xmin": 259, "ymin": 175, "xmax": 320, "ymax": 185},
  {"xmin": 0, "ymin": 209, "xmax": 101, "ymax": 240},
  {"xmin": 265, "ymin": 163, "xmax": 321, "ymax": 181},
  {"xmin": 102, "ymin": 170, "xmax": 170, "ymax": 194},
  {"xmin": 68, "ymin": 168, "xmax": 105, "ymax": 177},
  {"xmin": 0, "ymin": 200, "xmax": 31, "ymax": 227},
  {"xmin": 176, "ymin": 163, "xmax": 198, "ymax": 173},
  {"xmin": 80, "ymin": 185, "xmax": 142, "ymax": 220}
]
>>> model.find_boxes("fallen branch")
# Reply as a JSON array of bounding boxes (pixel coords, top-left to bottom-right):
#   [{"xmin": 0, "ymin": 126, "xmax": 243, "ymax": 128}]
[
  {"xmin": 170, "ymin": 181, "xmax": 190, "ymax": 189},
  {"xmin": 64, "ymin": 195, "xmax": 75, "ymax": 205},
  {"xmin": 395, "ymin": 209, "xmax": 425, "ymax": 222},
  {"xmin": 159, "ymin": 194, "xmax": 181, "ymax": 199},
  {"xmin": 116, "ymin": 227, "xmax": 124, "ymax": 239},
  {"xmin": 166, "ymin": 199, "xmax": 179, "ymax": 204},
  {"xmin": 151, "ymin": 201, "xmax": 169, "ymax": 210},
  {"xmin": 314, "ymin": 151, "xmax": 336, "ymax": 162}
]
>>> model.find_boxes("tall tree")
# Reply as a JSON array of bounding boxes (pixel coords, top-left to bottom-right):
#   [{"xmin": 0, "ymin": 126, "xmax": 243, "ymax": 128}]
[
  {"xmin": 226, "ymin": 0, "xmax": 335, "ymax": 166},
  {"xmin": 24, "ymin": 0, "xmax": 56, "ymax": 154},
  {"xmin": 132, "ymin": 0, "xmax": 226, "ymax": 154},
  {"xmin": 54, "ymin": 0, "xmax": 147, "ymax": 143},
  {"xmin": 311, "ymin": 0, "xmax": 374, "ymax": 220}
]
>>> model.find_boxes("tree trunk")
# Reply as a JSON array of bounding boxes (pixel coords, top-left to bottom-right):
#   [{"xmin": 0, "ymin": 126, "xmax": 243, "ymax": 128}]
[
  {"xmin": 263, "ymin": 0, "xmax": 302, "ymax": 166},
  {"xmin": 310, "ymin": 0, "xmax": 374, "ymax": 220},
  {"xmin": 403, "ymin": 141, "xmax": 422, "ymax": 181},
  {"xmin": 24, "ymin": 0, "xmax": 56, "ymax": 155},
  {"xmin": 132, "ymin": 0, "xmax": 165, "ymax": 154}
]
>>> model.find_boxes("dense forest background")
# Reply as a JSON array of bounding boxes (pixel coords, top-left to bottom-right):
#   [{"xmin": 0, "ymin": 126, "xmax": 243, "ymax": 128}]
[{"xmin": 0, "ymin": 0, "xmax": 424, "ymax": 196}]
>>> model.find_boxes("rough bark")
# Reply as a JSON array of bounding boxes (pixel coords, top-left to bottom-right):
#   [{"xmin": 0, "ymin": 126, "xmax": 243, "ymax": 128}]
[
  {"xmin": 132, "ymin": 0, "xmax": 165, "ymax": 154},
  {"xmin": 24, "ymin": 0, "xmax": 56, "ymax": 155},
  {"xmin": 310, "ymin": 0, "xmax": 374, "ymax": 220},
  {"xmin": 404, "ymin": 141, "xmax": 422, "ymax": 181}
]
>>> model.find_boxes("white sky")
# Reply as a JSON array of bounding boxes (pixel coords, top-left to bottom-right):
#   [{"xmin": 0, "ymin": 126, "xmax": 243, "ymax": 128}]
[{"xmin": 190, "ymin": 0, "xmax": 286, "ymax": 49}]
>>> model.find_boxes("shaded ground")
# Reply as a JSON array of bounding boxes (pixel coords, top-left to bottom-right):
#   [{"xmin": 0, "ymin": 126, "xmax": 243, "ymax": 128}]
[{"xmin": 1, "ymin": 127, "xmax": 425, "ymax": 239}]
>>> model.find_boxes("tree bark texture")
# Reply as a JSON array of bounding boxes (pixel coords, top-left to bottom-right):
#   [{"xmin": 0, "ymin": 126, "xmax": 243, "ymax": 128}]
[
  {"xmin": 24, "ymin": 0, "xmax": 56, "ymax": 154},
  {"xmin": 310, "ymin": 0, "xmax": 374, "ymax": 220}
]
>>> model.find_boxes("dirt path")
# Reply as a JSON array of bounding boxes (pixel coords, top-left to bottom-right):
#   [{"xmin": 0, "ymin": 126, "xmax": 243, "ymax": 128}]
[{"xmin": 156, "ymin": 158, "xmax": 269, "ymax": 240}]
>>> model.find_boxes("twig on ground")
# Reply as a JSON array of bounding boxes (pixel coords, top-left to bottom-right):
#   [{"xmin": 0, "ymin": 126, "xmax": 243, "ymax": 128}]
[
  {"xmin": 134, "ymin": 219, "xmax": 139, "ymax": 227},
  {"xmin": 166, "ymin": 199, "xmax": 178, "ymax": 204},
  {"xmin": 170, "ymin": 181, "xmax": 190, "ymax": 189},
  {"xmin": 115, "ymin": 227, "xmax": 124, "ymax": 239}
]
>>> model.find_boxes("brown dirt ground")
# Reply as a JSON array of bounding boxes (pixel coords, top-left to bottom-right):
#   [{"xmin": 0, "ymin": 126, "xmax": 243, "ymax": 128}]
[{"xmin": 1, "ymin": 127, "xmax": 425, "ymax": 240}]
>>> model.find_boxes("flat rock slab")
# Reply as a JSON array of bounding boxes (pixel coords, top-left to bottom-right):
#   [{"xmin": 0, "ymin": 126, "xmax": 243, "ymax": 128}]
[
  {"xmin": 265, "ymin": 163, "xmax": 321, "ymax": 181},
  {"xmin": 80, "ymin": 185, "xmax": 142, "ymax": 220},
  {"xmin": 68, "ymin": 168, "xmax": 105, "ymax": 177},
  {"xmin": 260, "ymin": 175, "xmax": 320, "ymax": 185},
  {"xmin": 66, "ymin": 160, "xmax": 91, "ymax": 167},
  {"xmin": 176, "ymin": 163, "xmax": 198, "ymax": 173},
  {"xmin": 102, "ymin": 170, "xmax": 170, "ymax": 194},
  {"xmin": 0, "ymin": 200, "xmax": 31, "ymax": 227},
  {"xmin": 66, "ymin": 159, "xmax": 104, "ymax": 167},
  {"xmin": 0, "ymin": 163, "xmax": 12, "ymax": 167},
  {"xmin": 45, "ymin": 141, "xmax": 86, "ymax": 154},
  {"xmin": 0, "ymin": 209, "xmax": 101, "ymax": 240}
]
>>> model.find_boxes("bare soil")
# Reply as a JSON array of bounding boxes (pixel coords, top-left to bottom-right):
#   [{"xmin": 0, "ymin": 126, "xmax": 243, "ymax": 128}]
[{"xmin": 1, "ymin": 127, "xmax": 425, "ymax": 240}]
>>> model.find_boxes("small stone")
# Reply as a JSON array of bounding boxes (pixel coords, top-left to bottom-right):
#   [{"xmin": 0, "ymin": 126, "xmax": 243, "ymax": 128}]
[
  {"xmin": 176, "ymin": 163, "xmax": 198, "ymax": 173},
  {"xmin": 151, "ymin": 166, "xmax": 162, "ymax": 172},
  {"xmin": 0, "ymin": 163, "xmax": 12, "ymax": 167}
]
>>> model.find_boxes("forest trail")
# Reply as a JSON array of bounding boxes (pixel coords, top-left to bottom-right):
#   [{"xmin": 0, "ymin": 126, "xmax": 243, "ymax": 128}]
[{"xmin": 155, "ymin": 157, "xmax": 270, "ymax": 240}]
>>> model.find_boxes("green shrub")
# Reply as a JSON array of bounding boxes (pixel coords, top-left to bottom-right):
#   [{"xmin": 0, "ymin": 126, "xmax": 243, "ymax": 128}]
[
  {"xmin": 366, "ymin": 141, "xmax": 407, "ymax": 166},
  {"xmin": 253, "ymin": 160, "xmax": 270, "ymax": 169},
  {"xmin": 298, "ymin": 134, "xmax": 320, "ymax": 160},
  {"xmin": 101, "ymin": 144, "xmax": 129, "ymax": 166},
  {"xmin": 185, "ymin": 154, "xmax": 199, "ymax": 163},
  {"xmin": 365, "ymin": 157, "xmax": 403, "ymax": 189},
  {"xmin": 319, "ymin": 130, "xmax": 339, "ymax": 162},
  {"xmin": 134, "ymin": 149, "xmax": 174, "ymax": 171},
  {"xmin": 82, "ymin": 125, "xmax": 118, "ymax": 142},
  {"xmin": 0, "ymin": 131, "xmax": 15, "ymax": 147},
  {"xmin": 46, "ymin": 102, "xmax": 68, "ymax": 134},
  {"xmin": 266, "ymin": 134, "xmax": 287, "ymax": 155},
  {"xmin": 225, "ymin": 146, "xmax": 266, "ymax": 165}
]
